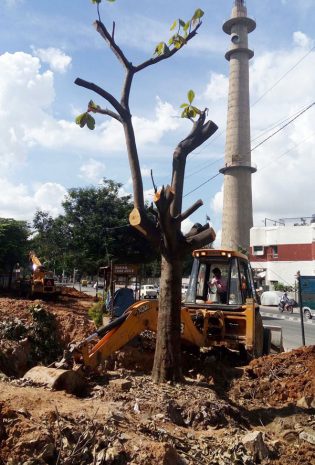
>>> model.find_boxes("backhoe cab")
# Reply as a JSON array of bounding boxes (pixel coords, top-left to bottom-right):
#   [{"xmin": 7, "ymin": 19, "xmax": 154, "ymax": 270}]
[{"xmin": 182, "ymin": 249, "xmax": 267, "ymax": 357}]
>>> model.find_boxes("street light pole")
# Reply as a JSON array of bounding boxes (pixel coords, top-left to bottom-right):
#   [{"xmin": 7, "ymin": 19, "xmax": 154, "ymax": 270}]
[{"xmin": 297, "ymin": 271, "xmax": 306, "ymax": 346}]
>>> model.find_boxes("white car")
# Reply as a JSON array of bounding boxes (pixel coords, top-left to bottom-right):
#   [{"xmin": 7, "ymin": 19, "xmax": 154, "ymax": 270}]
[
  {"xmin": 260, "ymin": 290, "xmax": 283, "ymax": 306},
  {"xmin": 181, "ymin": 284, "xmax": 189, "ymax": 298},
  {"xmin": 140, "ymin": 285, "xmax": 158, "ymax": 299}
]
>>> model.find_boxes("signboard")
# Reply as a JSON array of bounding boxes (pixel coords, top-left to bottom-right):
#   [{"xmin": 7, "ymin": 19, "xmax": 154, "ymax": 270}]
[
  {"xmin": 300, "ymin": 276, "xmax": 315, "ymax": 308},
  {"xmin": 113, "ymin": 264, "xmax": 139, "ymax": 276}
]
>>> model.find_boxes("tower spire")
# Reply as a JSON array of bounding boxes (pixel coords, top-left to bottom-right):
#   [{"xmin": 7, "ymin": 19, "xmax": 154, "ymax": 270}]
[{"xmin": 220, "ymin": 1, "xmax": 256, "ymax": 251}]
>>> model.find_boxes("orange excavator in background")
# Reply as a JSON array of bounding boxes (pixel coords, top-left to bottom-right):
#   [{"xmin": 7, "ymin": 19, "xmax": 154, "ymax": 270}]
[
  {"xmin": 24, "ymin": 248, "xmax": 284, "ymax": 393},
  {"xmin": 28, "ymin": 251, "xmax": 57, "ymax": 297}
]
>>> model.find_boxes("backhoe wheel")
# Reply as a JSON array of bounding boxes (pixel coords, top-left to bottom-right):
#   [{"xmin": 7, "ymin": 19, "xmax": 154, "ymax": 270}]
[
  {"xmin": 263, "ymin": 327, "xmax": 271, "ymax": 355},
  {"xmin": 253, "ymin": 311, "xmax": 264, "ymax": 358}
]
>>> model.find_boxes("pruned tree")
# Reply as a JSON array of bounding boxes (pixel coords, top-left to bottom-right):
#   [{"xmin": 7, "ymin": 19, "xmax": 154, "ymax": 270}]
[{"xmin": 75, "ymin": 0, "xmax": 218, "ymax": 383}]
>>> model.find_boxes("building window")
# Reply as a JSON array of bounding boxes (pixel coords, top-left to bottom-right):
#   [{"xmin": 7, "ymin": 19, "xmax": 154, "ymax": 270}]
[
  {"xmin": 253, "ymin": 245, "xmax": 264, "ymax": 256},
  {"xmin": 272, "ymin": 246, "xmax": 278, "ymax": 258}
]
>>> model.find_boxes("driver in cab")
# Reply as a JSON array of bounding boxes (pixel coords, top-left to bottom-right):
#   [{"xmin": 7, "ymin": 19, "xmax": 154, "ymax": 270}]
[{"xmin": 209, "ymin": 267, "xmax": 227, "ymax": 304}]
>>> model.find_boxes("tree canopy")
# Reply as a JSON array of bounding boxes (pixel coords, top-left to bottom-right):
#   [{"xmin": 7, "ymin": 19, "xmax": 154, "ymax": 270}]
[
  {"xmin": 31, "ymin": 179, "xmax": 158, "ymax": 276},
  {"xmin": 0, "ymin": 219, "xmax": 30, "ymax": 275}
]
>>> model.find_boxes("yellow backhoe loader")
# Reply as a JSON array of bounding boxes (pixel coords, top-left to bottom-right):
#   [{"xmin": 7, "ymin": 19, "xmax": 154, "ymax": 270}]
[
  {"xmin": 24, "ymin": 248, "xmax": 283, "ymax": 393},
  {"xmin": 28, "ymin": 251, "xmax": 57, "ymax": 296}
]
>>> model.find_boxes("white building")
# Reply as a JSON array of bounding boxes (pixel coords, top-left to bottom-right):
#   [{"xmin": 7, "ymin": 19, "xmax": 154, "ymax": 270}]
[{"xmin": 250, "ymin": 219, "xmax": 315, "ymax": 289}]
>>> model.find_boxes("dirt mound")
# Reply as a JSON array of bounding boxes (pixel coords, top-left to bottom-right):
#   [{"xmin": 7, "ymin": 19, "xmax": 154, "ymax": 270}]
[
  {"xmin": 230, "ymin": 345, "xmax": 315, "ymax": 408},
  {"xmin": 60, "ymin": 286, "xmax": 94, "ymax": 300},
  {"xmin": 0, "ymin": 296, "xmax": 95, "ymax": 377},
  {"xmin": 0, "ymin": 293, "xmax": 314, "ymax": 464}
]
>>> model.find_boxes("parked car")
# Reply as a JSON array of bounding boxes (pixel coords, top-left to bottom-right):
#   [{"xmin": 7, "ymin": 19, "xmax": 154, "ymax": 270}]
[
  {"xmin": 303, "ymin": 305, "xmax": 315, "ymax": 320},
  {"xmin": 181, "ymin": 284, "xmax": 189, "ymax": 298},
  {"xmin": 140, "ymin": 284, "xmax": 158, "ymax": 299}
]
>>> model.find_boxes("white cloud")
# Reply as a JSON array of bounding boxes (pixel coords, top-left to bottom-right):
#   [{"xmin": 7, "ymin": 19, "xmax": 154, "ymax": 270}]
[
  {"xmin": 32, "ymin": 47, "xmax": 72, "ymax": 73},
  {"xmin": 203, "ymin": 73, "xmax": 229, "ymax": 103},
  {"xmin": 141, "ymin": 168, "xmax": 151, "ymax": 177},
  {"xmin": 181, "ymin": 218, "xmax": 193, "ymax": 235},
  {"xmin": 79, "ymin": 158, "xmax": 106, "ymax": 183},
  {"xmin": 0, "ymin": 51, "xmax": 182, "ymax": 182},
  {"xmin": 144, "ymin": 188, "xmax": 155, "ymax": 203},
  {"xmin": 0, "ymin": 52, "xmax": 54, "ymax": 173},
  {"xmin": 211, "ymin": 187, "xmax": 223, "ymax": 215},
  {"xmin": 4, "ymin": 0, "xmax": 23, "ymax": 7},
  {"xmin": 0, "ymin": 178, "xmax": 66, "ymax": 221}
]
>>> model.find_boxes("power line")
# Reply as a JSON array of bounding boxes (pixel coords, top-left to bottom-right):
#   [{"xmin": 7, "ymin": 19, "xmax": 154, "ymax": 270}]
[
  {"xmin": 186, "ymin": 103, "xmax": 311, "ymax": 179},
  {"xmin": 259, "ymin": 131, "xmax": 315, "ymax": 172},
  {"xmin": 183, "ymin": 102, "xmax": 315, "ymax": 197},
  {"xmin": 251, "ymin": 45, "xmax": 315, "ymax": 107},
  {"xmin": 183, "ymin": 173, "xmax": 220, "ymax": 197},
  {"xmin": 250, "ymin": 102, "xmax": 313, "ymax": 143},
  {"xmin": 251, "ymin": 102, "xmax": 314, "ymax": 152}
]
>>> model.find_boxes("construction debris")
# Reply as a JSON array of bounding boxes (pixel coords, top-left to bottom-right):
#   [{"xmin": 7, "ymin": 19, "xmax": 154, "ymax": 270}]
[{"xmin": 0, "ymin": 292, "xmax": 314, "ymax": 464}]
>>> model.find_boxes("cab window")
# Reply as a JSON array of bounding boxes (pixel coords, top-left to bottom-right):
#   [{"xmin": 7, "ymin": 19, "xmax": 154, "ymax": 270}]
[
  {"xmin": 239, "ymin": 260, "xmax": 253, "ymax": 301},
  {"xmin": 229, "ymin": 258, "xmax": 242, "ymax": 305}
]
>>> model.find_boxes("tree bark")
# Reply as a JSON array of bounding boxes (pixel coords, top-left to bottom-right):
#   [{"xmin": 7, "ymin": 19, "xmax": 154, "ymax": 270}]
[{"xmin": 152, "ymin": 256, "xmax": 183, "ymax": 383}]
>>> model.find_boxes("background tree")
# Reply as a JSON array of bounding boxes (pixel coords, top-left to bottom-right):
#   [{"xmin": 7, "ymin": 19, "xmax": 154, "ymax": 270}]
[
  {"xmin": 76, "ymin": 1, "xmax": 218, "ymax": 383},
  {"xmin": 0, "ymin": 218, "xmax": 30, "ymax": 288},
  {"xmin": 32, "ymin": 179, "xmax": 157, "ymax": 277}
]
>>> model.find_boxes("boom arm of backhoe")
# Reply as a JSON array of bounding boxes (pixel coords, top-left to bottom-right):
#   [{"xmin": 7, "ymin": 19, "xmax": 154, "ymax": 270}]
[
  {"xmin": 29, "ymin": 251, "xmax": 42, "ymax": 269},
  {"xmin": 73, "ymin": 300, "xmax": 207, "ymax": 370},
  {"xmin": 76, "ymin": 300, "xmax": 159, "ymax": 369}
]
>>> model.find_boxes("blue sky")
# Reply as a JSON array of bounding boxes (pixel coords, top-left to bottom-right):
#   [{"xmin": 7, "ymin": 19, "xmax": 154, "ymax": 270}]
[{"xmin": 1, "ymin": 0, "xmax": 315, "ymax": 240}]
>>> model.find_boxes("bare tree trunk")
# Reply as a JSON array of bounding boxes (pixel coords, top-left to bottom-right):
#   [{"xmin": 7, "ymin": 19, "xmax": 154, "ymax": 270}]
[{"xmin": 152, "ymin": 255, "xmax": 183, "ymax": 383}]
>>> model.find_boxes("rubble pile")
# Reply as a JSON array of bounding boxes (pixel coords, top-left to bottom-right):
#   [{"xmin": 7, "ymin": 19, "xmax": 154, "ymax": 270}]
[
  {"xmin": 230, "ymin": 346, "xmax": 315, "ymax": 408},
  {"xmin": 0, "ymin": 293, "xmax": 314, "ymax": 464}
]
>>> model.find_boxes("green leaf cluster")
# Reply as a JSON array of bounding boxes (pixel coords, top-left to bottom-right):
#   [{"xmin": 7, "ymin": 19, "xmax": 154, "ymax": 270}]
[
  {"xmin": 180, "ymin": 89, "xmax": 202, "ymax": 119},
  {"xmin": 88, "ymin": 300, "xmax": 105, "ymax": 327},
  {"xmin": 154, "ymin": 8, "xmax": 204, "ymax": 57},
  {"xmin": 75, "ymin": 112, "xmax": 96, "ymax": 130},
  {"xmin": 88, "ymin": 100, "xmax": 101, "ymax": 112}
]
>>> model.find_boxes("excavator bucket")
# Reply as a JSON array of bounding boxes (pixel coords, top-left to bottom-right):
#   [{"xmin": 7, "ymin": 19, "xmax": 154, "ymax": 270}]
[{"xmin": 23, "ymin": 366, "xmax": 86, "ymax": 395}]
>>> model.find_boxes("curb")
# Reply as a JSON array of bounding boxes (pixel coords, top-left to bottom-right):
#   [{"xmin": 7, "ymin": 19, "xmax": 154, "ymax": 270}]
[{"xmin": 260, "ymin": 311, "xmax": 315, "ymax": 325}]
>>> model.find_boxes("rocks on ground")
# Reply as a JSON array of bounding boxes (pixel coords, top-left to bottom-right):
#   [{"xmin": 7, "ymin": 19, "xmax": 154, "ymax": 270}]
[{"xmin": 0, "ymin": 292, "xmax": 314, "ymax": 464}]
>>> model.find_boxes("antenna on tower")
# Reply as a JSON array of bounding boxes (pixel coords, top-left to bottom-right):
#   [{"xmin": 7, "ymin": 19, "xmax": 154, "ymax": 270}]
[{"xmin": 235, "ymin": 0, "xmax": 246, "ymax": 6}]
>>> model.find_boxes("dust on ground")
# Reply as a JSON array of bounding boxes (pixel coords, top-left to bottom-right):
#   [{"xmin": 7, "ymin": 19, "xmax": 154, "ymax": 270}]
[{"xmin": 0, "ymin": 290, "xmax": 314, "ymax": 465}]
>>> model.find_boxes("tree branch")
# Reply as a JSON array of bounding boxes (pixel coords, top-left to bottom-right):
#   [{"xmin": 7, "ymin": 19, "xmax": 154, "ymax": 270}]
[
  {"xmin": 74, "ymin": 78, "xmax": 126, "ymax": 118},
  {"xmin": 185, "ymin": 226, "xmax": 216, "ymax": 250},
  {"xmin": 174, "ymin": 199, "xmax": 203, "ymax": 223},
  {"xmin": 184, "ymin": 222, "xmax": 209, "ymax": 238},
  {"xmin": 134, "ymin": 22, "xmax": 202, "ymax": 73},
  {"xmin": 170, "ymin": 113, "xmax": 218, "ymax": 217},
  {"xmin": 90, "ymin": 107, "xmax": 122, "ymax": 123},
  {"xmin": 94, "ymin": 20, "xmax": 131, "ymax": 70},
  {"xmin": 129, "ymin": 208, "xmax": 160, "ymax": 248},
  {"xmin": 176, "ymin": 113, "xmax": 218, "ymax": 157}
]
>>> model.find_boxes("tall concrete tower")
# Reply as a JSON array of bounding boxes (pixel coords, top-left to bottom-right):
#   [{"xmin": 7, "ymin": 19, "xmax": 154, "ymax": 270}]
[{"xmin": 220, "ymin": 0, "xmax": 256, "ymax": 251}]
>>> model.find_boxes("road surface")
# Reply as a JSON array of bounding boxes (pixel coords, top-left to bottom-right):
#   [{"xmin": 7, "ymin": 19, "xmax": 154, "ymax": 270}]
[{"xmin": 260, "ymin": 305, "xmax": 315, "ymax": 350}]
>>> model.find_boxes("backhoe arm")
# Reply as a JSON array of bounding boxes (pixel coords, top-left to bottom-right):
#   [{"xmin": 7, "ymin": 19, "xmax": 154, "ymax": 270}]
[{"xmin": 78, "ymin": 300, "xmax": 159, "ymax": 369}]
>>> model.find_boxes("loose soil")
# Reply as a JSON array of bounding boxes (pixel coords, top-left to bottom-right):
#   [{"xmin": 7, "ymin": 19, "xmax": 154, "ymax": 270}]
[{"xmin": 0, "ymin": 290, "xmax": 314, "ymax": 465}]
